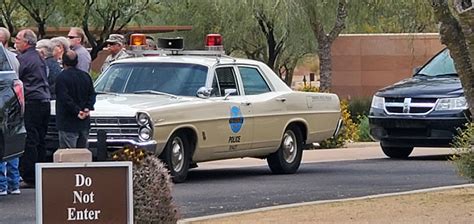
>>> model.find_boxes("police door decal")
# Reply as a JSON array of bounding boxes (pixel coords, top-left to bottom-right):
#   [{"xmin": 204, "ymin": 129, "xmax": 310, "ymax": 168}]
[
  {"xmin": 229, "ymin": 106, "xmax": 244, "ymax": 133},
  {"xmin": 228, "ymin": 106, "xmax": 244, "ymax": 144}
]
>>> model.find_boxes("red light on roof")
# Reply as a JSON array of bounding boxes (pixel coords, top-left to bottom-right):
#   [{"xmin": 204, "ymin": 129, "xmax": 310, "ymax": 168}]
[{"xmin": 206, "ymin": 34, "xmax": 223, "ymax": 46}]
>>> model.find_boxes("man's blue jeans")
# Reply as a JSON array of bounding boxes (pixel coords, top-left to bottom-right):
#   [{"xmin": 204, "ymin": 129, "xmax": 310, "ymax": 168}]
[{"xmin": 0, "ymin": 157, "xmax": 20, "ymax": 192}]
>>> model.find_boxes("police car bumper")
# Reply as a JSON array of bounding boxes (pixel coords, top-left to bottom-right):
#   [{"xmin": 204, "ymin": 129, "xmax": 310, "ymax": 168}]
[{"xmin": 88, "ymin": 139, "xmax": 157, "ymax": 153}]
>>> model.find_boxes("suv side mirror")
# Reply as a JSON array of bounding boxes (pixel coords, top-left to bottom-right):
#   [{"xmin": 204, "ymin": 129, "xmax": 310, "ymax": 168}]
[{"xmin": 413, "ymin": 66, "xmax": 421, "ymax": 75}]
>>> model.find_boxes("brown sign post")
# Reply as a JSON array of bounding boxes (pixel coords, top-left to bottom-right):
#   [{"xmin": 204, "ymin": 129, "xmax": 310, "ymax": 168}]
[{"xmin": 35, "ymin": 162, "xmax": 133, "ymax": 224}]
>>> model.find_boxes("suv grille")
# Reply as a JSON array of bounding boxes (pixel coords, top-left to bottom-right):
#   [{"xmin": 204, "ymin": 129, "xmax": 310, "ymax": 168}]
[{"xmin": 384, "ymin": 97, "xmax": 437, "ymax": 114}]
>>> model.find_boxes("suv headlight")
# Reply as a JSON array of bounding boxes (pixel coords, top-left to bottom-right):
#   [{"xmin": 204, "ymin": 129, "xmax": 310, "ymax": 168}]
[
  {"xmin": 371, "ymin": 95, "xmax": 384, "ymax": 109},
  {"xmin": 435, "ymin": 96, "xmax": 468, "ymax": 111}
]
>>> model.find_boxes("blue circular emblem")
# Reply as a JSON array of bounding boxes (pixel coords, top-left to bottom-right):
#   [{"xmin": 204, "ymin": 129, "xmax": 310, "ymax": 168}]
[{"xmin": 229, "ymin": 106, "xmax": 244, "ymax": 133}]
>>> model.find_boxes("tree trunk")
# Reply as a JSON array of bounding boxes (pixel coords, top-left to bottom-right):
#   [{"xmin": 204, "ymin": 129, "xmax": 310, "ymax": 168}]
[
  {"xmin": 318, "ymin": 41, "xmax": 332, "ymax": 92},
  {"xmin": 38, "ymin": 21, "xmax": 46, "ymax": 39},
  {"xmin": 431, "ymin": 0, "xmax": 474, "ymax": 116}
]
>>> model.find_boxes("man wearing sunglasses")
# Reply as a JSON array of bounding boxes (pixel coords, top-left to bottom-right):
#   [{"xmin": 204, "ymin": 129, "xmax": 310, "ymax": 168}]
[
  {"xmin": 67, "ymin": 27, "xmax": 91, "ymax": 73},
  {"xmin": 100, "ymin": 34, "xmax": 130, "ymax": 72}
]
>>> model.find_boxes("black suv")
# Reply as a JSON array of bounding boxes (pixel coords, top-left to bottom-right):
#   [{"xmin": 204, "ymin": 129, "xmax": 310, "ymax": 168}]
[
  {"xmin": 369, "ymin": 48, "xmax": 470, "ymax": 158},
  {"xmin": 0, "ymin": 44, "xmax": 26, "ymax": 161}
]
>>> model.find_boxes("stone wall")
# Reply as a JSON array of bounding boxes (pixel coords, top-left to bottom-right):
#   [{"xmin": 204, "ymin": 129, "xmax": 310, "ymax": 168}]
[{"xmin": 331, "ymin": 33, "xmax": 445, "ymax": 99}]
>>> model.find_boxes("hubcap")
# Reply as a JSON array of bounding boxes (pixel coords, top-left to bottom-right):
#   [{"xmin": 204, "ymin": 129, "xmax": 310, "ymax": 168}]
[
  {"xmin": 282, "ymin": 131, "xmax": 297, "ymax": 163},
  {"xmin": 171, "ymin": 137, "xmax": 184, "ymax": 172}
]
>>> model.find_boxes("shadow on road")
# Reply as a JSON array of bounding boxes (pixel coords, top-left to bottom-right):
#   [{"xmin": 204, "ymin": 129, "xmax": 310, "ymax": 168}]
[{"xmin": 408, "ymin": 154, "xmax": 453, "ymax": 161}]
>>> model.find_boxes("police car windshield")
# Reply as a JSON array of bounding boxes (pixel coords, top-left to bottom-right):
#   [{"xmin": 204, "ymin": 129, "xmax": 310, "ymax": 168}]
[
  {"xmin": 94, "ymin": 62, "xmax": 208, "ymax": 96},
  {"xmin": 416, "ymin": 49, "xmax": 457, "ymax": 77}
]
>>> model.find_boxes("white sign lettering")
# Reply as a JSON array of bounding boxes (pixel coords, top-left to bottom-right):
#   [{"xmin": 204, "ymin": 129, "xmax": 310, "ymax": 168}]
[
  {"xmin": 67, "ymin": 208, "xmax": 101, "ymax": 221},
  {"xmin": 75, "ymin": 174, "xmax": 92, "ymax": 187},
  {"xmin": 69, "ymin": 174, "xmax": 101, "ymax": 221},
  {"xmin": 73, "ymin": 191, "xmax": 95, "ymax": 204}
]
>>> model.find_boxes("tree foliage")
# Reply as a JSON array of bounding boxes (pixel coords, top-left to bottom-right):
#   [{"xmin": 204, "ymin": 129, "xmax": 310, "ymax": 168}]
[
  {"xmin": 18, "ymin": 0, "xmax": 60, "ymax": 38},
  {"xmin": 156, "ymin": 0, "xmax": 314, "ymax": 86},
  {"xmin": 78, "ymin": 0, "xmax": 160, "ymax": 60},
  {"xmin": 346, "ymin": 0, "xmax": 437, "ymax": 33}
]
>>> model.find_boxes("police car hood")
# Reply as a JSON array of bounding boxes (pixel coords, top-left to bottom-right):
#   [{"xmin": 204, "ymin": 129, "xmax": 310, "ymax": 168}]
[
  {"xmin": 51, "ymin": 94, "xmax": 192, "ymax": 117},
  {"xmin": 376, "ymin": 75, "xmax": 463, "ymax": 98}
]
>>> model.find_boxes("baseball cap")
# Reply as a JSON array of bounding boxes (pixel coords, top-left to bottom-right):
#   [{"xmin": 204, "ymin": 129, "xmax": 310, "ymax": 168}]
[{"xmin": 105, "ymin": 34, "xmax": 125, "ymax": 45}]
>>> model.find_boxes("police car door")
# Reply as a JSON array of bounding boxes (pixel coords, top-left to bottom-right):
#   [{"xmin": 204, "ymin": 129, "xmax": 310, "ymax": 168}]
[{"xmin": 208, "ymin": 66, "xmax": 254, "ymax": 154}]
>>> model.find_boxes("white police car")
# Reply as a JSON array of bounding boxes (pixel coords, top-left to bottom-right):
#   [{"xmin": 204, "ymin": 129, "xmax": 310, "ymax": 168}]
[{"xmin": 47, "ymin": 34, "xmax": 341, "ymax": 182}]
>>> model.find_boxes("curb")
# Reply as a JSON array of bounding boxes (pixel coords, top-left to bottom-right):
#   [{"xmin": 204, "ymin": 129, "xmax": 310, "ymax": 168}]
[{"xmin": 178, "ymin": 183, "xmax": 474, "ymax": 223}]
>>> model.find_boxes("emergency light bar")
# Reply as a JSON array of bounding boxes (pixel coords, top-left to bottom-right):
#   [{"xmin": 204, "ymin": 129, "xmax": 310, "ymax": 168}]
[
  {"xmin": 128, "ymin": 33, "xmax": 226, "ymax": 57},
  {"xmin": 157, "ymin": 37, "xmax": 184, "ymax": 50},
  {"xmin": 205, "ymin": 34, "xmax": 223, "ymax": 51},
  {"xmin": 130, "ymin": 33, "xmax": 146, "ymax": 51}
]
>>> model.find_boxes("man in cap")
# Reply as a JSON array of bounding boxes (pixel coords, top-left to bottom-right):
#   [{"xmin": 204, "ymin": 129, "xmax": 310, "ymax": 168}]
[{"xmin": 101, "ymin": 34, "xmax": 130, "ymax": 72}]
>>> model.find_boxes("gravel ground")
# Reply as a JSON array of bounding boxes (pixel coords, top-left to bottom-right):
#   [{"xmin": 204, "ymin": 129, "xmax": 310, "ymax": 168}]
[{"xmin": 180, "ymin": 186, "xmax": 474, "ymax": 224}]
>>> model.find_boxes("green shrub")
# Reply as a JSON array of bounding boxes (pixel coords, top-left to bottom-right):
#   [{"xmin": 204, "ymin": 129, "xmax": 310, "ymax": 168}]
[
  {"xmin": 451, "ymin": 123, "xmax": 474, "ymax": 181},
  {"xmin": 320, "ymin": 100, "xmax": 359, "ymax": 148},
  {"xmin": 348, "ymin": 97, "xmax": 372, "ymax": 123},
  {"xmin": 356, "ymin": 115, "xmax": 374, "ymax": 142}
]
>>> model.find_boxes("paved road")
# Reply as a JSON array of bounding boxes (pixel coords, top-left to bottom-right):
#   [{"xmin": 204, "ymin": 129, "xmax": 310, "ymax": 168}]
[{"xmin": 0, "ymin": 145, "xmax": 469, "ymax": 223}]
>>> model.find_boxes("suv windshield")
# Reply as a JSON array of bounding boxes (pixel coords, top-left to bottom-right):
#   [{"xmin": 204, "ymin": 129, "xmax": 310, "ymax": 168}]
[
  {"xmin": 417, "ymin": 49, "xmax": 457, "ymax": 77},
  {"xmin": 95, "ymin": 62, "xmax": 208, "ymax": 96}
]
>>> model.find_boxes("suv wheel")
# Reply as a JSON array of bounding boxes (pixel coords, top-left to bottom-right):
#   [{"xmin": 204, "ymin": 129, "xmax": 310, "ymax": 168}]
[
  {"xmin": 161, "ymin": 132, "xmax": 191, "ymax": 183},
  {"xmin": 267, "ymin": 125, "xmax": 303, "ymax": 174},
  {"xmin": 381, "ymin": 145, "xmax": 414, "ymax": 159}
]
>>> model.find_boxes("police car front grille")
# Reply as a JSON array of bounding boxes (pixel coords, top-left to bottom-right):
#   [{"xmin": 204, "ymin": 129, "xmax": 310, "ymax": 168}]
[
  {"xmin": 384, "ymin": 97, "xmax": 437, "ymax": 115},
  {"xmin": 47, "ymin": 116, "xmax": 140, "ymax": 140}
]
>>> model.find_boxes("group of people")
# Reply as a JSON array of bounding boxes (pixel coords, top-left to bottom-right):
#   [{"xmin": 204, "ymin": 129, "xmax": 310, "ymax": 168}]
[{"xmin": 0, "ymin": 27, "xmax": 129, "ymax": 195}]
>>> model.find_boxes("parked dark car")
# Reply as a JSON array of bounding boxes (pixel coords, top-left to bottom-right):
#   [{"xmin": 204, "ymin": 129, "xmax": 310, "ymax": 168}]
[
  {"xmin": 0, "ymin": 44, "xmax": 26, "ymax": 161},
  {"xmin": 369, "ymin": 48, "xmax": 470, "ymax": 158}
]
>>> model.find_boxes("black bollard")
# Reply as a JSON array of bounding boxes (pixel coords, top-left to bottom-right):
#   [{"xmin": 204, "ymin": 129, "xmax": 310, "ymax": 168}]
[{"xmin": 96, "ymin": 130, "xmax": 107, "ymax": 161}]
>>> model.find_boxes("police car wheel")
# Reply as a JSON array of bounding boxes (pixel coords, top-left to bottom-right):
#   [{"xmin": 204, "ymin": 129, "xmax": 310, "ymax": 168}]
[
  {"xmin": 162, "ymin": 132, "xmax": 191, "ymax": 183},
  {"xmin": 267, "ymin": 125, "xmax": 303, "ymax": 174}
]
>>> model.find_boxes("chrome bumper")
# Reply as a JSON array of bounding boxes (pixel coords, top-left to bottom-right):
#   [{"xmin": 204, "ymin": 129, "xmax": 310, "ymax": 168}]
[
  {"xmin": 333, "ymin": 118, "xmax": 343, "ymax": 138},
  {"xmin": 89, "ymin": 139, "xmax": 157, "ymax": 153}
]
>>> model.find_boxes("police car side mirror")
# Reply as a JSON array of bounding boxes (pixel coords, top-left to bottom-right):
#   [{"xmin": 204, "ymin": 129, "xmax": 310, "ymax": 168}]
[
  {"xmin": 197, "ymin": 87, "xmax": 212, "ymax": 99},
  {"xmin": 224, "ymin": 89, "xmax": 237, "ymax": 100}
]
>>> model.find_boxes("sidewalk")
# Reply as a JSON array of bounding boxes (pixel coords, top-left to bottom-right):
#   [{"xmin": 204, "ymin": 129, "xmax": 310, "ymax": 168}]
[{"xmin": 180, "ymin": 143, "xmax": 469, "ymax": 224}]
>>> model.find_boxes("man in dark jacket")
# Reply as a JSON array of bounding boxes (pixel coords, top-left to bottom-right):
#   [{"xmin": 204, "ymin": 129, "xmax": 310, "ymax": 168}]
[
  {"xmin": 15, "ymin": 29, "xmax": 51, "ymax": 188},
  {"xmin": 55, "ymin": 50, "xmax": 96, "ymax": 148}
]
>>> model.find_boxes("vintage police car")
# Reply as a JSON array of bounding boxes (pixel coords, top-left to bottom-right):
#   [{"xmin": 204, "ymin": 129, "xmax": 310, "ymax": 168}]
[
  {"xmin": 0, "ymin": 44, "xmax": 26, "ymax": 162},
  {"xmin": 46, "ymin": 34, "xmax": 341, "ymax": 182}
]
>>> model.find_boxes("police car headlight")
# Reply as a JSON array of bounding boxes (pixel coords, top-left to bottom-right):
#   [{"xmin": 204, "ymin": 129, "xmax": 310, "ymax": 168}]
[
  {"xmin": 138, "ymin": 126, "xmax": 152, "ymax": 141},
  {"xmin": 435, "ymin": 96, "xmax": 468, "ymax": 111},
  {"xmin": 371, "ymin": 95, "xmax": 384, "ymax": 109},
  {"xmin": 137, "ymin": 113, "xmax": 150, "ymax": 126}
]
